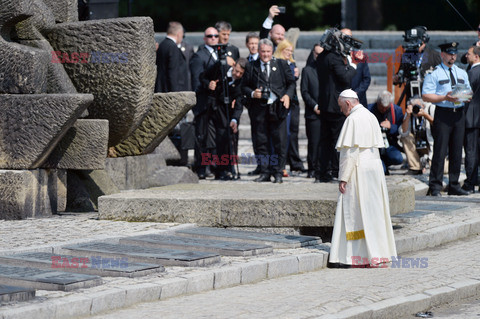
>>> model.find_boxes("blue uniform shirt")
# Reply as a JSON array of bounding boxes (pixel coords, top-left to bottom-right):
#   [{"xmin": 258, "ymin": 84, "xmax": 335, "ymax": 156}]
[{"xmin": 422, "ymin": 62, "xmax": 471, "ymax": 108}]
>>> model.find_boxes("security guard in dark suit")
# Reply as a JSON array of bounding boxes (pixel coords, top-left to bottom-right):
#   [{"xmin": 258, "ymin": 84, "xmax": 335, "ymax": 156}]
[{"xmin": 422, "ymin": 42, "xmax": 471, "ymax": 196}]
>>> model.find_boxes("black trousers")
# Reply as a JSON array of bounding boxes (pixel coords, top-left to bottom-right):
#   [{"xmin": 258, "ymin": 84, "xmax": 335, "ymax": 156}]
[
  {"xmin": 306, "ymin": 116, "xmax": 321, "ymax": 173},
  {"xmin": 194, "ymin": 107, "xmax": 216, "ymax": 173},
  {"xmin": 286, "ymin": 100, "xmax": 304, "ymax": 170},
  {"xmin": 463, "ymin": 127, "xmax": 480, "ymax": 189},
  {"xmin": 247, "ymin": 105, "xmax": 259, "ymax": 164},
  {"xmin": 211, "ymin": 103, "xmax": 234, "ymax": 173},
  {"xmin": 317, "ymin": 112, "xmax": 345, "ymax": 178},
  {"xmin": 429, "ymin": 107, "xmax": 465, "ymax": 191},
  {"xmin": 250, "ymin": 102, "xmax": 287, "ymax": 175}
]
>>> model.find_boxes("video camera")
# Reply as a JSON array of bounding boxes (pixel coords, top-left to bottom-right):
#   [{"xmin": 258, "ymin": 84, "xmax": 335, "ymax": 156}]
[
  {"xmin": 397, "ymin": 26, "xmax": 429, "ymax": 84},
  {"xmin": 212, "ymin": 43, "xmax": 229, "ymax": 61},
  {"xmin": 318, "ymin": 27, "xmax": 363, "ymax": 57}
]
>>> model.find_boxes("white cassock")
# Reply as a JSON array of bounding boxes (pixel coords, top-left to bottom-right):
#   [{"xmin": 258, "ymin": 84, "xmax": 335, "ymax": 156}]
[{"xmin": 329, "ymin": 104, "xmax": 397, "ymax": 266}]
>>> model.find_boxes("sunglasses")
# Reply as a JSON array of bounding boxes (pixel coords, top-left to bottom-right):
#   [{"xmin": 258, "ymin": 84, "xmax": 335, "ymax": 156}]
[{"xmin": 206, "ymin": 34, "xmax": 219, "ymax": 38}]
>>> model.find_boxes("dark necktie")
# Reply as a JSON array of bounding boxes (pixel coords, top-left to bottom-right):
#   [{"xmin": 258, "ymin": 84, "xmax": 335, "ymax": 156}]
[
  {"xmin": 248, "ymin": 55, "xmax": 253, "ymax": 62},
  {"xmin": 449, "ymin": 68, "xmax": 456, "ymax": 86},
  {"xmin": 262, "ymin": 62, "xmax": 269, "ymax": 79}
]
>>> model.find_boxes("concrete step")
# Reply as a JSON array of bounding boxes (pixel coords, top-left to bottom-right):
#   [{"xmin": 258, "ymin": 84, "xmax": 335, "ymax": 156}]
[
  {"xmin": 0, "ymin": 285, "xmax": 35, "ymax": 303},
  {"xmin": 98, "ymin": 179, "xmax": 415, "ymax": 227}
]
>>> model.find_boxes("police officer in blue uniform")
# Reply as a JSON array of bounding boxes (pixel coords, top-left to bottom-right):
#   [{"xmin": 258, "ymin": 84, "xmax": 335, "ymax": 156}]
[{"xmin": 422, "ymin": 42, "xmax": 471, "ymax": 196}]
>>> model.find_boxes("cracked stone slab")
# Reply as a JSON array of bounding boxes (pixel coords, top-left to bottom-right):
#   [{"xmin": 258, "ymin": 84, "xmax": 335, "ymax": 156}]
[
  {"xmin": 113, "ymin": 92, "xmax": 195, "ymax": 156},
  {"xmin": 46, "ymin": 17, "xmax": 156, "ymax": 146},
  {"xmin": 0, "ymin": 94, "xmax": 93, "ymax": 169},
  {"xmin": 42, "ymin": 119, "xmax": 109, "ymax": 170}
]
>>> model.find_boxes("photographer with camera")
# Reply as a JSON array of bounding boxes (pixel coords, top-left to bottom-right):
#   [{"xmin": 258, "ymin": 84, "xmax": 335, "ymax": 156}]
[
  {"xmin": 242, "ymin": 39, "xmax": 296, "ymax": 183},
  {"xmin": 399, "ymin": 97, "xmax": 434, "ymax": 175},
  {"xmin": 394, "ymin": 26, "xmax": 441, "ymax": 104},
  {"xmin": 200, "ymin": 55, "xmax": 247, "ymax": 180},
  {"xmin": 259, "ymin": 5, "xmax": 286, "ymax": 50},
  {"xmin": 367, "ymin": 91, "xmax": 405, "ymax": 174},
  {"xmin": 315, "ymin": 28, "xmax": 359, "ymax": 182}
]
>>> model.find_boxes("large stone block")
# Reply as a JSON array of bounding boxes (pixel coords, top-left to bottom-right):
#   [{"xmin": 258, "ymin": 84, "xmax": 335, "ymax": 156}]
[
  {"xmin": 0, "ymin": 169, "xmax": 57, "ymax": 220},
  {"xmin": 0, "ymin": 94, "xmax": 92, "ymax": 169},
  {"xmin": 46, "ymin": 17, "xmax": 156, "ymax": 146},
  {"xmin": 0, "ymin": 0, "xmax": 49, "ymax": 94},
  {"xmin": 98, "ymin": 179, "xmax": 414, "ymax": 226},
  {"xmin": 153, "ymin": 137, "xmax": 181, "ymax": 162},
  {"xmin": 113, "ymin": 92, "xmax": 195, "ymax": 156},
  {"xmin": 42, "ymin": 119, "xmax": 109, "ymax": 170},
  {"xmin": 66, "ymin": 169, "xmax": 119, "ymax": 212},
  {"xmin": 43, "ymin": 0, "xmax": 78, "ymax": 23},
  {"xmin": 14, "ymin": 0, "xmax": 56, "ymax": 40}
]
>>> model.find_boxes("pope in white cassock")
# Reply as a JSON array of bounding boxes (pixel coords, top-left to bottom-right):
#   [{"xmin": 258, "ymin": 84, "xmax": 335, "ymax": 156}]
[{"xmin": 329, "ymin": 89, "xmax": 397, "ymax": 267}]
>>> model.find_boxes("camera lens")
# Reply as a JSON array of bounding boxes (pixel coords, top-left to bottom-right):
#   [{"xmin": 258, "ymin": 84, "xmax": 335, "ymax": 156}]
[{"xmin": 412, "ymin": 104, "xmax": 421, "ymax": 114}]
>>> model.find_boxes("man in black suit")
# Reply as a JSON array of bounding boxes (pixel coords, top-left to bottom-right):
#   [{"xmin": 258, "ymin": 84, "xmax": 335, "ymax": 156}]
[
  {"xmin": 155, "ymin": 22, "xmax": 188, "ymax": 93},
  {"xmin": 215, "ymin": 21, "xmax": 240, "ymax": 61},
  {"xmin": 462, "ymin": 45, "xmax": 480, "ymax": 193},
  {"xmin": 242, "ymin": 39, "xmax": 296, "ymax": 183},
  {"xmin": 316, "ymin": 38, "xmax": 357, "ymax": 182},
  {"xmin": 190, "ymin": 27, "xmax": 220, "ymax": 179},
  {"xmin": 200, "ymin": 58, "xmax": 247, "ymax": 180},
  {"xmin": 259, "ymin": 5, "xmax": 285, "ymax": 50},
  {"xmin": 301, "ymin": 44, "xmax": 322, "ymax": 179}
]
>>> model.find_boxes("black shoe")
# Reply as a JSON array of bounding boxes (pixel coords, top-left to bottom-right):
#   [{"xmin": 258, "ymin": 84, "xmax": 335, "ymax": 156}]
[
  {"xmin": 448, "ymin": 187, "xmax": 469, "ymax": 196},
  {"xmin": 314, "ymin": 178, "xmax": 321, "ymax": 183},
  {"xmin": 405, "ymin": 169, "xmax": 423, "ymax": 175},
  {"xmin": 426, "ymin": 188, "xmax": 441, "ymax": 196},
  {"xmin": 248, "ymin": 167, "xmax": 261, "ymax": 176},
  {"xmin": 461, "ymin": 185, "xmax": 475, "ymax": 194},
  {"xmin": 291, "ymin": 166, "xmax": 307, "ymax": 173},
  {"xmin": 205, "ymin": 166, "xmax": 214, "ymax": 178},
  {"xmin": 273, "ymin": 174, "xmax": 283, "ymax": 184},
  {"xmin": 318, "ymin": 175, "xmax": 333, "ymax": 183},
  {"xmin": 254, "ymin": 174, "xmax": 271, "ymax": 182},
  {"xmin": 307, "ymin": 171, "xmax": 315, "ymax": 178},
  {"xmin": 216, "ymin": 171, "xmax": 233, "ymax": 181},
  {"xmin": 197, "ymin": 172, "xmax": 206, "ymax": 180}
]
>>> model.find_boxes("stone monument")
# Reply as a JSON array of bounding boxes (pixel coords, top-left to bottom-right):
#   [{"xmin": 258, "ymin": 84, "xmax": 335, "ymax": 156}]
[{"xmin": 0, "ymin": 0, "xmax": 196, "ymax": 218}]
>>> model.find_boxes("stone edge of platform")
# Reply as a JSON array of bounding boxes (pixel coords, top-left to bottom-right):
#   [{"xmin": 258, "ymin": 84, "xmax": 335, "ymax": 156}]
[{"xmin": 1, "ymin": 216, "xmax": 479, "ymax": 318}]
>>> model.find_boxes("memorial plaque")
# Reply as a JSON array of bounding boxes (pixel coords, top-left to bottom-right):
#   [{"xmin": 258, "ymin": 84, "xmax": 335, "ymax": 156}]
[
  {"xmin": 415, "ymin": 203, "xmax": 466, "ymax": 212},
  {"xmin": 0, "ymin": 285, "xmax": 35, "ymax": 302},
  {"xmin": 175, "ymin": 227, "xmax": 321, "ymax": 249},
  {"xmin": 63, "ymin": 242, "xmax": 220, "ymax": 267},
  {"xmin": 119, "ymin": 234, "xmax": 273, "ymax": 256},
  {"xmin": 0, "ymin": 264, "xmax": 102, "ymax": 291},
  {"xmin": 0, "ymin": 252, "xmax": 164, "ymax": 278},
  {"xmin": 391, "ymin": 211, "xmax": 435, "ymax": 224}
]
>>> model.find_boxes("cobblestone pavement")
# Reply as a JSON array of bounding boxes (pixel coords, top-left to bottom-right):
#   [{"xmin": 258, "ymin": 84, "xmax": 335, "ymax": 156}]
[
  {"xmin": 89, "ymin": 233, "xmax": 480, "ymax": 319},
  {"xmin": 432, "ymin": 296, "xmax": 480, "ymax": 318}
]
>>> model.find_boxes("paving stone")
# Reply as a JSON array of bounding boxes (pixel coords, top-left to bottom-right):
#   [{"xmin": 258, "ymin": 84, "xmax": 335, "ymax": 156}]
[
  {"xmin": 51, "ymin": 294, "xmax": 92, "ymax": 319},
  {"xmin": 113, "ymin": 92, "xmax": 195, "ymax": 157},
  {"xmin": 119, "ymin": 234, "xmax": 273, "ymax": 256},
  {"xmin": 213, "ymin": 266, "xmax": 241, "ymax": 289},
  {"xmin": 63, "ymin": 242, "xmax": 221, "ymax": 267},
  {"xmin": 0, "ymin": 252, "xmax": 164, "ymax": 277},
  {"xmin": 267, "ymin": 256, "xmax": 299, "ymax": 278},
  {"xmin": 447, "ymin": 279, "xmax": 480, "ymax": 302},
  {"xmin": 124, "ymin": 283, "xmax": 162, "ymax": 307},
  {"xmin": 0, "ymin": 264, "xmax": 102, "ymax": 291},
  {"xmin": 0, "ymin": 285, "xmax": 35, "ymax": 302},
  {"xmin": 46, "ymin": 17, "xmax": 156, "ymax": 146},
  {"xmin": 176, "ymin": 227, "xmax": 321, "ymax": 249},
  {"xmin": 424, "ymin": 286, "xmax": 457, "ymax": 306},
  {"xmin": 89, "ymin": 288, "xmax": 126, "ymax": 315},
  {"xmin": 240, "ymin": 261, "xmax": 268, "ymax": 284}
]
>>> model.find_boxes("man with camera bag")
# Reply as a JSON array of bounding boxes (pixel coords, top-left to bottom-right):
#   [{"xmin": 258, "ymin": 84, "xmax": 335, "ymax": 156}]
[
  {"xmin": 242, "ymin": 39, "xmax": 296, "ymax": 183},
  {"xmin": 399, "ymin": 97, "xmax": 434, "ymax": 175}
]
